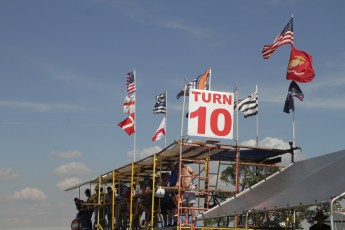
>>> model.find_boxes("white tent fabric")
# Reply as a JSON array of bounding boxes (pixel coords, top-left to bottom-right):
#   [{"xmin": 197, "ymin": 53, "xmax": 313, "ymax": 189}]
[{"xmin": 197, "ymin": 149, "xmax": 345, "ymax": 220}]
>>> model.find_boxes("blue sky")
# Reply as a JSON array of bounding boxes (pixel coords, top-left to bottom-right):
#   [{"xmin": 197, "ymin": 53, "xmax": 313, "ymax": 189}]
[{"xmin": 1, "ymin": 0, "xmax": 345, "ymax": 229}]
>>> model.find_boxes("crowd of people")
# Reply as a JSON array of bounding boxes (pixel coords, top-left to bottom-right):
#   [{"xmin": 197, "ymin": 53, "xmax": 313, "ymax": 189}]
[
  {"xmin": 72, "ymin": 161, "xmax": 197, "ymax": 229},
  {"xmin": 72, "ymin": 161, "xmax": 331, "ymax": 230}
]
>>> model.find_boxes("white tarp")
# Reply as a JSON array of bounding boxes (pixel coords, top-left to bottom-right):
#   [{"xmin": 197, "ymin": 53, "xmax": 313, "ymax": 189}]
[{"xmin": 198, "ymin": 149, "xmax": 345, "ymax": 220}]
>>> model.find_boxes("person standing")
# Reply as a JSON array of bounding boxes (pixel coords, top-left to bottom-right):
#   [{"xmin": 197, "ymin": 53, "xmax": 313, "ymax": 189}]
[
  {"xmin": 105, "ymin": 186, "xmax": 115, "ymax": 229},
  {"xmin": 309, "ymin": 211, "xmax": 331, "ymax": 230},
  {"xmin": 89, "ymin": 185, "xmax": 105, "ymax": 229},
  {"xmin": 84, "ymin": 189, "xmax": 93, "ymax": 228}
]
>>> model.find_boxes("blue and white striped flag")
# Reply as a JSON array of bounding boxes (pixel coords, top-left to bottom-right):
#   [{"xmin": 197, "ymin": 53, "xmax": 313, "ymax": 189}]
[
  {"xmin": 235, "ymin": 92, "xmax": 258, "ymax": 118},
  {"xmin": 153, "ymin": 92, "xmax": 166, "ymax": 114}
]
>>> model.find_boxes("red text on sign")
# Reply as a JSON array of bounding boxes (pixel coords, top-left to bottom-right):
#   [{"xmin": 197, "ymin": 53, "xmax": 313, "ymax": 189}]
[{"xmin": 191, "ymin": 91, "xmax": 233, "ymax": 105}]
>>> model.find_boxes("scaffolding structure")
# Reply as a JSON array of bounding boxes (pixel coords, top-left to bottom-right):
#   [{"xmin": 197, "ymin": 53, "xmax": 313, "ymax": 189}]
[{"xmin": 66, "ymin": 139, "xmax": 296, "ymax": 230}]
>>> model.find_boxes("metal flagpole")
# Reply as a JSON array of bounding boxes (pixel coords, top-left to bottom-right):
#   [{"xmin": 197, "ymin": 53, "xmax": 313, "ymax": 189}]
[
  {"xmin": 133, "ymin": 68, "xmax": 136, "ymax": 162},
  {"xmin": 292, "ymin": 110, "xmax": 295, "ymax": 163},
  {"xmin": 235, "ymin": 83, "xmax": 240, "ymax": 194},
  {"xmin": 256, "ymin": 85, "xmax": 259, "ymax": 147},
  {"xmin": 164, "ymin": 91, "xmax": 167, "ymax": 148},
  {"xmin": 178, "ymin": 79, "xmax": 187, "ymax": 227},
  {"xmin": 234, "ymin": 83, "xmax": 240, "ymax": 228},
  {"xmin": 209, "ymin": 68, "xmax": 212, "ymax": 90},
  {"xmin": 180, "ymin": 80, "xmax": 187, "ymax": 141}
]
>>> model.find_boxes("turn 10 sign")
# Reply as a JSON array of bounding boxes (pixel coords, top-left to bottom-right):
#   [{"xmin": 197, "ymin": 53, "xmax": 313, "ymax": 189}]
[{"xmin": 187, "ymin": 89, "xmax": 234, "ymax": 139}]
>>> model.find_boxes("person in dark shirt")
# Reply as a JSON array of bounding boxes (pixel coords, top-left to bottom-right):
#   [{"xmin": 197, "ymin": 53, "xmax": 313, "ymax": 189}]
[
  {"xmin": 167, "ymin": 162, "xmax": 179, "ymax": 226},
  {"xmin": 74, "ymin": 197, "xmax": 91, "ymax": 229},
  {"xmin": 84, "ymin": 189, "xmax": 93, "ymax": 228},
  {"xmin": 309, "ymin": 211, "xmax": 330, "ymax": 230}
]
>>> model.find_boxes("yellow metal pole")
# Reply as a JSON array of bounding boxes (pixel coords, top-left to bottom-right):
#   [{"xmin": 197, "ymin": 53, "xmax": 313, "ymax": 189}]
[
  {"xmin": 129, "ymin": 162, "xmax": 134, "ymax": 229},
  {"xmin": 97, "ymin": 176, "xmax": 102, "ymax": 230},
  {"xmin": 111, "ymin": 170, "xmax": 115, "ymax": 230},
  {"xmin": 151, "ymin": 153, "xmax": 157, "ymax": 228}
]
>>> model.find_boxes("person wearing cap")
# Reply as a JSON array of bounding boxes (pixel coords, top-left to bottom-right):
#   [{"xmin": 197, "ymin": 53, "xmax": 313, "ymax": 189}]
[
  {"xmin": 167, "ymin": 162, "xmax": 179, "ymax": 226},
  {"xmin": 74, "ymin": 197, "xmax": 90, "ymax": 229},
  {"xmin": 105, "ymin": 186, "xmax": 115, "ymax": 229},
  {"xmin": 89, "ymin": 185, "xmax": 105, "ymax": 229},
  {"xmin": 84, "ymin": 189, "xmax": 93, "ymax": 228},
  {"xmin": 309, "ymin": 211, "xmax": 330, "ymax": 230}
]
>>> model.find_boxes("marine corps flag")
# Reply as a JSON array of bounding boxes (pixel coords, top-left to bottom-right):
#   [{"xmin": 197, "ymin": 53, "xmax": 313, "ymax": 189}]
[{"xmin": 286, "ymin": 46, "xmax": 315, "ymax": 83}]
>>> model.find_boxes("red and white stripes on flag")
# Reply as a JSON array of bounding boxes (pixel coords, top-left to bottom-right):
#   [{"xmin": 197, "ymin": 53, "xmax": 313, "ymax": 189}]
[
  {"xmin": 152, "ymin": 116, "xmax": 166, "ymax": 141},
  {"xmin": 123, "ymin": 94, "xmax": 136, "ymax": 114},
  {"xmin": 126, "ymin": 71, "xmax": 136, "ymax": 95},
  {"xmin": 262, "ymin": 17, "xmax": 294, "ymax": 59},
  {"xmin": 118, "ymin": 113, "xmax": 135, "ymax": 136}
]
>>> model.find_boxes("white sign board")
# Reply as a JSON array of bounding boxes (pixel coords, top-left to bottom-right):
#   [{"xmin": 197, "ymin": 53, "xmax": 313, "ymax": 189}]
[{"xmin": 188, "ymin": 89, "xmax": 234, "ymax": 139}]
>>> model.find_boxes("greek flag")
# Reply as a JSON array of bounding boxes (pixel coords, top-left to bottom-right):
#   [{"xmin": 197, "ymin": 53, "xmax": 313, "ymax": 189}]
[
  {"xmin": 235, "ymin": 92, "xmax": 258, "ymax": 118},
  {"xmin": 153, "ymin": 92, "xmax": 166, "ymax": 114}
]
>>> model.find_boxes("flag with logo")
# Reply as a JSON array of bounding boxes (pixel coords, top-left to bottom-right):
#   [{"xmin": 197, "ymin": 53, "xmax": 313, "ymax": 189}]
[
  {"xmin": 284, "ymin": 81, "xmax": 304, "ymax": 113},
  {"xmin": 126, "ymin": 71, "xmax": 136, "ymax": 95},
  {"xmin": 152, "ymin": 116, "xmax": 166, "ymax": 141},
  {"xmin": 176, "ymin": 68, "xmax": 211, "ymax": 99},
  {"xmin": 262, "ymin": 17, "xmax": 294, "ymax": 59},
  {"xmin": 153, "ymin": 92, "xmax": 166, "ymax": 114},
  {"xmin": 123, "ymin": 94, "xmax": 136, "ymax": 114},
  {"xmin": 286, "ymin": 46, "xmax": 315, "ymax": 83},
  {"xmin": 118, "ymin": 113, "xmax": 135, "ymax": 135},
  {"xmin": 235, "ymin": 92, "xmax": 258, "ymax": 118}
]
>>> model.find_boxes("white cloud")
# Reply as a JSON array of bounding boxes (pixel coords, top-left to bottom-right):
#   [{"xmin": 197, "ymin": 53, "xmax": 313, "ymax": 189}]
[
  {"xmin": 247, "ymin": 136, "xmax": 290, "ymax": 149},
  {"xmin": 0, "ymin": 168, "xmax": 19, "ymax": 180},
  {"xmin": 0, "ymin": 100, "xmax": 83, "ymax": 112},
  {"xmin": 56, "ymin": 177, "xmax": 82, "ymax": 190},
  {"xmin": 241, "ymin": 136, "xmax": 305, "ymax": 165},
  {"xmin": 50, "ymin": 150, "xmax": 82, "ymax": 159},
  {"xmin": 127, "ymin": 146, "xmax": 162, "ymax": 161},
  {"xmin": 54, "ymin": 162, "xmax": 93, "ymax": 176},
  {"xmin": 8, "ymin": 187, "xmax": 47, "ymax": 201}
]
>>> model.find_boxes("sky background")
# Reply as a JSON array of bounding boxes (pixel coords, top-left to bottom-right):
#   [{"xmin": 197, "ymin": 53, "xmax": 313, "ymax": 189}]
[{"xmin": 1, "ymin": 0, "xmax": 345, "ymax": 229}]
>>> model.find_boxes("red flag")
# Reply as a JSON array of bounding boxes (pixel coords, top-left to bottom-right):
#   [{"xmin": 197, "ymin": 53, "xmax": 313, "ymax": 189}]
[
  {"xmin": 286, "ymin": 46, "xmax": 315, "ymax": 83},
  {"xmin": 118, "ymin": 113, "xmax": 135, "ymax": 135},
  {"xmin": 152, "ymin": 116, "xmax": 166, "ymax": 141}
]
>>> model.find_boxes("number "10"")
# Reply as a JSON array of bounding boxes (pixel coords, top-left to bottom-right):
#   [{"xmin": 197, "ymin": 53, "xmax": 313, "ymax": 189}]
[{"xmin": 189, "ymin": 106, "xmax": 232, "ymax": 136}]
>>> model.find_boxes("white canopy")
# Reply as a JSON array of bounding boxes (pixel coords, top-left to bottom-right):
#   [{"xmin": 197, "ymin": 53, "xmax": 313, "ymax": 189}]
[{"xmin": 197, "ymin": 149, "xmax": 345, "ymax": 220}]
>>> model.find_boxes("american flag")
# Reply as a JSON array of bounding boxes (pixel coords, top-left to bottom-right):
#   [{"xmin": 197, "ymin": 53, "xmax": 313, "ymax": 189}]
[
  {"xmin": 126, "ymin": 72, "xmax": 136, "ymax": 95},
  {"xmin": 262, "ymin": 17, "xmax": 294, "ymax": 59}
]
